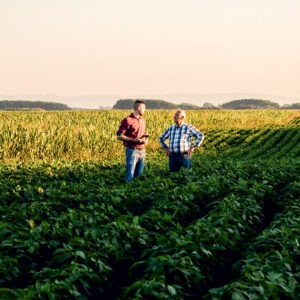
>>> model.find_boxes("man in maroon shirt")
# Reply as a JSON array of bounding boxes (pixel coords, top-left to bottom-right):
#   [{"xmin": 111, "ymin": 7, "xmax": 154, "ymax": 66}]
[{"xmin": 117, "ymin": 100, "xmax": 148, "ymax": 181}]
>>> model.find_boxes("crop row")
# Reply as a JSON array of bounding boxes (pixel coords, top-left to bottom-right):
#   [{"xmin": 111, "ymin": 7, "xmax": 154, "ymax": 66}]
[
  {"xmin": 209, "ymin": 181, "xmax": 300, "ymax": 299},
  {"xmin": 204, "ymin": 127, "xmax": 300, "ymax": 159},
  {"xmin": 120, "ymin": 161, "xmax": 299, "ymax": 299},
  {"xmin": 0, "ymin": 157, "xmax": 299, "ymax": 299}
]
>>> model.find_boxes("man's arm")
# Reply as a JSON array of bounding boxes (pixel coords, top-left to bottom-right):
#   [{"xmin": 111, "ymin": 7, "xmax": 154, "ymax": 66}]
[
  {"xmin": 190, "ymin": 126, "xmax": 204, "ymax": 147},
  {"xmin": 158, "ymin": 128, "xmax": 170, "ymax": 148},
  {"xmin": 186, "ymin": 126, "xmax": 204, "ymax": 155},
  {"xmin": 117, "ymin": 132, "xmax": 144, "ymax": 144}
]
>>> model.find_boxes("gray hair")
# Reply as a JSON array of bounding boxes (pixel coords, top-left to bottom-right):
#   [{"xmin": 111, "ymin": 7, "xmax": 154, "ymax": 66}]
[{"xmin": 175, "ymin": 109, "xmax": 186, "ymax": 118}]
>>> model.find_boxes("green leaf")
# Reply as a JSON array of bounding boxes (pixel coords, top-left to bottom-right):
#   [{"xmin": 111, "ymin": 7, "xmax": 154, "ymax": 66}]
[
  {"xmin": 75, "ymin": 250, "xmax": 86, "ymax": 260},
  {"xmin": 232, "ymin": 291, "xmax": 246, "ymax": 300},
  {"xmin": 268, "ymin": 271, "xmax": 282, "ymax": 282},
  {"xmin": 167, "ymin": 285, "xmax": 177, "ymax": 296},
  {"xmin": 133, "ymin": 216, "xmax": 139, "ymax": 225}
]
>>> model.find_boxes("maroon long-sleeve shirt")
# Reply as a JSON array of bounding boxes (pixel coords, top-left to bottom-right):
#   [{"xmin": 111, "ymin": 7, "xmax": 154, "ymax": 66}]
[{"xmin": 117, "ymin": 113, "xmax": 146, "ymax": 149}]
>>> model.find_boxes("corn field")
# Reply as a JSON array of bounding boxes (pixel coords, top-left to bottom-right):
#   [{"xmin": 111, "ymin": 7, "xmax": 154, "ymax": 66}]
[{"xmin": 0, "ymin": 110, "xmax": 298, "ymax": 162}]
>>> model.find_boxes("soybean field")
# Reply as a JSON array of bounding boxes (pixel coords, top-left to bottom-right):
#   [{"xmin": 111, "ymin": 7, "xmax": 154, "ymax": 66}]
[{"xmin": 0, "ymin": 110, "xmax": 299, "ymax": 299}]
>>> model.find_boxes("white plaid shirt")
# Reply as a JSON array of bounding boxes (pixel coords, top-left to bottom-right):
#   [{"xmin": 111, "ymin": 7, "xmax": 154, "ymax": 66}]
[{"xmin": 159, "ymin": 123, "xmax": 204, "ymax": 153}]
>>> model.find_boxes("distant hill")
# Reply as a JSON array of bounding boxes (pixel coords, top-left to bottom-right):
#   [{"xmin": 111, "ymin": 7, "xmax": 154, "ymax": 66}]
[
  {"xmin": 283, "ymin": 103, "xmax": 300, "ymax": 109},
  {"xmin": 1, "ymin": 93, "xmax": 299, "ymax": 108},
  {"xmin": 148, "ymin": 93, "xmax": 299, "ymax": 107},
  {"xmin": 113, "ymin": 98, "xmax": 300, "ymax": 110},
  {"xmin": 0, "ymin": 100, "xmax": 71, "ymax": 111},
  {"xmin": 113, "ymin": 99, "xmax": 202, "ymax": 110},
  {"xmin": 0, "ymin": 98, "xmax": 298, "ymax": 111},
  {"xmin": 221, "ymin": 99, "xmax": 280, "ymax": 109}
]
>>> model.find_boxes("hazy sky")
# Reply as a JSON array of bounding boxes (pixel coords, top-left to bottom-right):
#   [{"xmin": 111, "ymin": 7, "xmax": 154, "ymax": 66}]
[{"xmin": 1, "ymin": 0, "xmax": 300, "ymax": 98}]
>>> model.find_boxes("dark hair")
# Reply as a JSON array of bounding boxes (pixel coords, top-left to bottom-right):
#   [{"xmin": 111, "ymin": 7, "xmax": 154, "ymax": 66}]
[{"xmin": 134, "ymin": 100, "xmax": 145, "ymax": 109}]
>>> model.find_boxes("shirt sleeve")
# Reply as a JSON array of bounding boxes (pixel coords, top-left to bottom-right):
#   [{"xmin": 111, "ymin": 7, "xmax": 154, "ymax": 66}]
[
  {"xmin": 117, "ymin": 118, "xmax": 129, "ymax": 136},
  {"xmin": 190, "ymin": 126, "xmax": 204, "ymax": 147},
  {"xmin": 158, "ymin": 128, "xmax": 170, "ymax": 149}
]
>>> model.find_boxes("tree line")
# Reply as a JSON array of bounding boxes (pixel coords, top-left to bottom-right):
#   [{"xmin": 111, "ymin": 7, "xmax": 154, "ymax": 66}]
[
  {"xmin": 112, "ymin": 99, "xmax": 201, "ymax": 110},
  {"xmin": 0, "ymin": 100, "xmax": 71, "ymax": 111},
  {"xmin": 1, "ymin": 99, "xmax": 299, "ymax": 111},
  {"xmin": 113, "ymin": 99, "xmax": 300, "ymax": 110}
]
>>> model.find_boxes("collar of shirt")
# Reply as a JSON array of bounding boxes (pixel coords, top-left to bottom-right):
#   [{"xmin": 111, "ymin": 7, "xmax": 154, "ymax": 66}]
[
  {"xmin": 175, "ymin": 122, "xmax": 185, "ymax": 128},
  {"xmin": 131, "ymin": 113, "xmax": 142, "ymax": 120}
]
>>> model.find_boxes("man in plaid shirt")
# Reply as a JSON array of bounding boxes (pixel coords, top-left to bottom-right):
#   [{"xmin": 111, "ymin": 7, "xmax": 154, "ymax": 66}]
[{"xmin": 159, "ymin": 109, "xmax": 204, "ymax": 172}]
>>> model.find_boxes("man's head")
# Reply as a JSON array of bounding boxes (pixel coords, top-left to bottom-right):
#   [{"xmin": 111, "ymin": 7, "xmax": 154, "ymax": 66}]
[
  {"xmin": 134, "ymin": 100, "xmax": 146, "ymax": 116},
  {"xmin": 174, "ymin": 109, "xmax": 186, "ymax": 126}
]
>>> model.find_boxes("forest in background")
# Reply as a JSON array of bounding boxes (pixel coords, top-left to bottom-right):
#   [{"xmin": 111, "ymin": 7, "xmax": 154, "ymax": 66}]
[
  {"xmin": 113, "ymin": 98, "xmax": 300, "ymax": 110},
  {"xmin": 0, "ymin": 98, "xmax": 300, "ymax": 110},
  {"xmin": 0, "ymin": 100, "xmax": 71, "ymax": 111}
]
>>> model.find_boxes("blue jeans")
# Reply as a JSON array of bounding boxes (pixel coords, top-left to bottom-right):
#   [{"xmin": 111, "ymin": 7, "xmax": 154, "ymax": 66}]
[
  {"xmin": 125, "ymin": 147, "xmax": 146, "ymax": 181},
  {"xmin": 169, "ymin": 152, "xmax": 191, "ymax": 172}
]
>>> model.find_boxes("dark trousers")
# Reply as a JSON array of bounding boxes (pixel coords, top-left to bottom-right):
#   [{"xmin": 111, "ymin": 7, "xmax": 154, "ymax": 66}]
[{"xmin": 169, "ymin": 152, "xmax": 191, "ymax": 172}]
